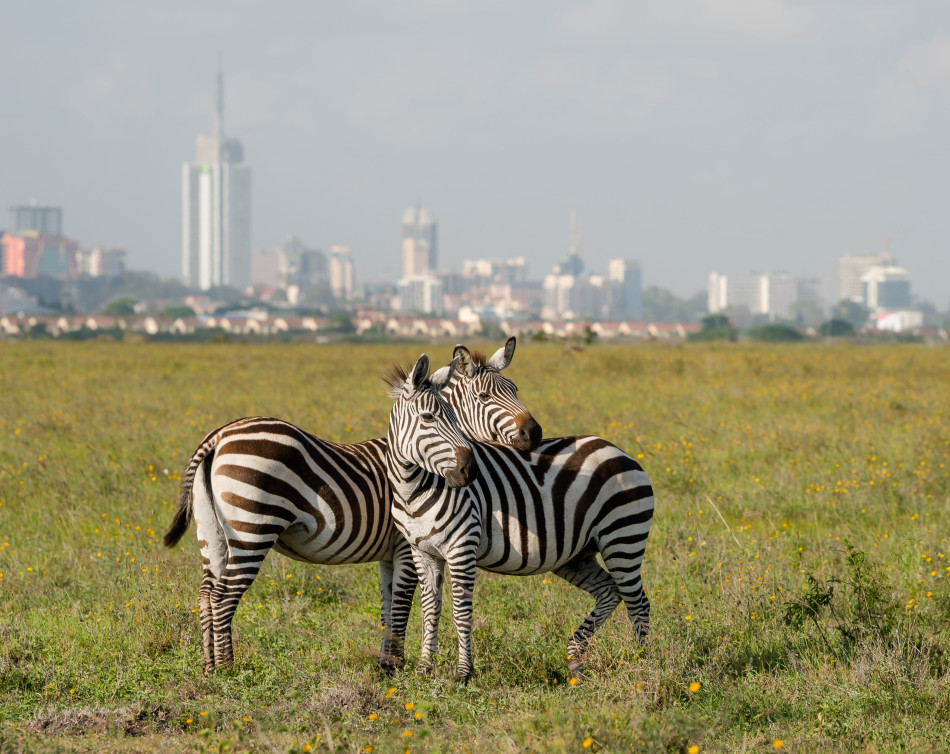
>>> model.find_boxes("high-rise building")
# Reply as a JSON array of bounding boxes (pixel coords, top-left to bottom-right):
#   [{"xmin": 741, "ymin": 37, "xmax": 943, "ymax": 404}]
[
  {"xmin": 78, "ymin": 247, "xmax": 126, "ymax": 278},
  {"xmin": 0, "ymin": 232, "xmax": 79, "ymax": 278},
  {"xmin": 708, "ymin": 271, "xmax": 825, "ymax": 320},
  {"xmin": 838, "ymin": 249, "xmax": 892, "ymax": 303},
  {"xmin": 606, "ymin": 259, "xmax": 642, "ymax": 319},
  {"xmin": 182, "ymin": 63, "xmax": 252, "ymax": 291},
  {"xmin": 400, "ymin": 202, "xmax": 437, "ymax": 278},
  {"xmin": 329, "ymin": 245, "xmax": 356, "ymax": 300},
  {"xmin": 861, "ymin": 265, "xmax": 911, "ymax": 310},
  {"xmin": 9, "ymin": 204, "xmax": 62, "ymax": 236},
  {"xmin": 399, "ymin": 275, "xmax": 443, "ymax": 315},
  {"xmin": 462, "ymin": 257, "xmax": 527, "ymax": 285}
]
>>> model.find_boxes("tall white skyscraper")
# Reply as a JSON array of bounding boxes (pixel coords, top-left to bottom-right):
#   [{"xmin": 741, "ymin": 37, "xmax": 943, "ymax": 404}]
[
  {"xmin": 400, "ymin": 201, "xmax": 437, "ymax": 278},
  {"xmin": 182, "ymin": 63, "xmax": 252, "ymax": 291}
]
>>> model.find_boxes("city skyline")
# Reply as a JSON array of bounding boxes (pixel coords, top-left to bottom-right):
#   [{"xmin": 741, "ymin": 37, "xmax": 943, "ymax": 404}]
[
  {"xmin": 1, "ymin": 2, "xmax": 948, "ymax": 305},
  {"xmin": 181, "ymin": 64, "xmax": 252, "ymax": 291}
]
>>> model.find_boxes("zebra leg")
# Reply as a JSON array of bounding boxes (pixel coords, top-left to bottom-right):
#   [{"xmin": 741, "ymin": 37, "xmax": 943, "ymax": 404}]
[
  {"xmin": 193, "ymin": 459, "xmax": 227, "ymax": 675},
  {"xmin": 208, "ymin": 536, "xmax": 278, "ymax": 671},
  {"xmin": 553, "ymin": 556, "xmax": 622, "ymax": 672},
  {"xmin": 446, "ymin": 556, "xmax": 477, "ymax": 684},
  {"xmin": 198, "ymin": 572, "xmax": 216, "ymax": 674},
  {"xmin": 411, "ymin": 548, "xmax": 445, "ymax": 676},
  {"xmin": 387, "ymin": 537, "xmax": 418, "ymax": 671},
  {"xmin": 378, "ymin": 559, "xmax": 396, "ymax": 670},
  {"xmin": 601, "ymin": 544, "xmax": 651, "ymax": 643}
]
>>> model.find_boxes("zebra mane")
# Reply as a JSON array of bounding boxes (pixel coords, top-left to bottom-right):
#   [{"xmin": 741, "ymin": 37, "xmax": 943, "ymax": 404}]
[
  {"xmin": 384, "ymin": 363, "xmax": 410, "ymax": 398},
  {"xmin": 468, "ymin": 350, "xmax": 489, "ymax": 367}
]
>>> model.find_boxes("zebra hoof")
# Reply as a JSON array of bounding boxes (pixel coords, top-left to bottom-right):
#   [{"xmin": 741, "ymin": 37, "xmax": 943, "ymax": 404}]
[
  {"xmin": 456, "ymin": 670, "xmax": 473, "ymax": 685},
  {"xmin": 568, "ymin": 661, "xmax": 587, "ymax": 678},
  {"xmin": 417, "ymin": 662, "xmax": 435, "ymax": 678},
  {"xmin": 378, "ymin": 654, "xmax": 404, "ymax": 675}
]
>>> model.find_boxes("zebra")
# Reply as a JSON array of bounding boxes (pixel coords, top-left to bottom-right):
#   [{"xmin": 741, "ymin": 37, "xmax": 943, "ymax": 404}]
[
  {"xmin": 163, "ymin": 338, "xmax": 539, "ymax": 675},
  {"xmin": 386, "ymin": 374, "xmax": 655, "ymax": 683}
]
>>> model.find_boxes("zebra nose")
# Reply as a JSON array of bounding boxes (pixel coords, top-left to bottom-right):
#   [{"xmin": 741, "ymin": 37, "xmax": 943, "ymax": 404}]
[
  {"xmin": 454, "ymin": 446, "xmax": 475, "ymax": 485},
  {"xmin": 516, "ymin": 416, "xmax": 543, "ymax": 451}
]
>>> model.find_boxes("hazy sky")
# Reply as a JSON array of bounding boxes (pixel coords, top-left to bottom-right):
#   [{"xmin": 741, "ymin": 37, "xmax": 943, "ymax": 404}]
[{"xmin": 3, "ymin": 1, "xmax": 948, "ymax": 304}]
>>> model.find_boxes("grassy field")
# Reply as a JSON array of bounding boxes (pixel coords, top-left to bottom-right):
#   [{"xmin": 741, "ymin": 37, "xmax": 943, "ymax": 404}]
[{"xmin": 0, "ymin": 341, "xmax": 948, "ymax": 753}]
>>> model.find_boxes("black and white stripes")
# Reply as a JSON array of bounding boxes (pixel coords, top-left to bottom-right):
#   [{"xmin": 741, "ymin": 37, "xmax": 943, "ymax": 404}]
[
  {"xmin": 386, "ymin": 401, "xmax": 654, "ymax": 682},
  {"xmin": 164, "ymin": 338, "xmax": 538, "ymax": 675}
]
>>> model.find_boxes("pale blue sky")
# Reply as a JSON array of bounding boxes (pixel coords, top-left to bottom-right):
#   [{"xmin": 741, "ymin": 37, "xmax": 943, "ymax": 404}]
[{"xmin": 2, "ymin": 1, "xmax": 948, "ymax": 304}]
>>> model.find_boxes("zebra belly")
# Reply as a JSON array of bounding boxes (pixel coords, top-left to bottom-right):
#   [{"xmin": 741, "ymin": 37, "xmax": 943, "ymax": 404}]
[
  {"xmin": 211, "ymin": 446, "xmax": 392, "ymax": 566},
  {"xmin": 273, "ymin": 524, "xmax": 395, "ymax": 565}
]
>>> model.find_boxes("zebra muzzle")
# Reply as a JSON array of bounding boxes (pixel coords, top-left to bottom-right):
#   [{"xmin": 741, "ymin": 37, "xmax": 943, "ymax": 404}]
[
  {"xmin": 513, "ymin": 415, "xmax": 543, "ymax": 452},
  {"xmin": 446, "ymin": 446, "xmax": 475, "ymax": 487}
]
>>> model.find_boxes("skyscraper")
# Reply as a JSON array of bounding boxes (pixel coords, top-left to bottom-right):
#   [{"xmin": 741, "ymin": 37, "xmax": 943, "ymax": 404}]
[
  {"xmin": 182, "ymin": 62, "xmax": 252, "ymax": 291},
  {"xmin": 607, "ymin": 259, "xmax": 642, "ymax": 319},
  {"xmin": 400, "ymin": 201, "xmax": 437, "ymax": 278},
  {"xmin": 9, "ymin": 204, "xmax": 62, "ymax": 236},
  {"xmin": 329, "ymin": 245, "xmax": 356, "ymax": 300},
  {"xmin": 838, "ymin": 248, "xmax": 892, "ymax": 303}
]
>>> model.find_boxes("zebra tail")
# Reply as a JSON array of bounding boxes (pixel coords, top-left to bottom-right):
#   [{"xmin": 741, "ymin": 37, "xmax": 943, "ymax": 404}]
[{"xmin": 164, "ymin": 430, "xmax": 219, "ymax": 548}]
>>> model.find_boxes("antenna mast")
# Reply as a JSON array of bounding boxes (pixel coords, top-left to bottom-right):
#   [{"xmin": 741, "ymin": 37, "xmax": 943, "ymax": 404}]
[{"xmin": 215, "ymin": 53, "xmax": 225, "ymax": 146}]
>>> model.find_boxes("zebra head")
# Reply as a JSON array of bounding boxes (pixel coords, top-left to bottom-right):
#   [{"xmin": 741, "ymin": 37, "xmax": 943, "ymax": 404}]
[
  {"xmin": 448, "ymin": 336, "xmax": 543, "ymax": 452},
  {"xmin": 386, "ymin": 353, "xmax": 476, "ymax": 489}
]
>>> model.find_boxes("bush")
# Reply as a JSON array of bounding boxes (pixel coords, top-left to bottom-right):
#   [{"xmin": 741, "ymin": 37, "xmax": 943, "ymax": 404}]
[
  {"xmin": 819, "ymin": 318, "xmax": 856, "ymax": 337},
  {"xmin": 747, "ymin": 323, "xmax": 804, "ymax": 342},
  {"xmin": 688, "ymin": 314, "xmax": 737, "ymax": 342},
  {"xmin": 101, "ymin": 297, "xmax": 136, "ymax": 316}
]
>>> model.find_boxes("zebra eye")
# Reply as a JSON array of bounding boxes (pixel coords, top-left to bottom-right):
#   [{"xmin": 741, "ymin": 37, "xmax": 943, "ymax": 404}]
[
  {"xmin": 478, "ymin": 392, "xmax": 490, "ymax": 401},
  {"xmin": 421, "ymin": 412, "xmax": 436, "ymax": 422}
]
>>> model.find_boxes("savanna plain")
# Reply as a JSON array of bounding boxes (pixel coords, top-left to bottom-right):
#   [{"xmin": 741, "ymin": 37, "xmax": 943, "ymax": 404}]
[{"xmin": 0, "ymin": 341, "xmax": 948, "ymax": 753}]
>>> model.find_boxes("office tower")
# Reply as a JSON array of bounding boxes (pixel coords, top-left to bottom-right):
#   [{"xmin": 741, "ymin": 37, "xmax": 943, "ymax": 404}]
[
  {"xmin": 329, "ymin": 245, "xmax": 356, "ymax": 300},
  {"xmin": 79, "ymin": 247, "xmax": 126, "ymax": 278},
  {"xmin": 607, "ymin": 259, "xmax": 642, "ymax": 319},
  {"xmin": 708, "ymin": 271, "xmax": 826, "ymax": 319},
  {"xmin": 0, "ymin": 233, "xmax": 78, "ymax": 278},
  {"xmin": 9, "ymin": 204, "xmax": 62, "ymax": 236},
  {"xmin": 182, "ymin": 62, "xmax": 252, "ymax": 291},
  {"xmin": 838, "ymin": 248, "xmax": 892, "ymax": 303},
  {"xmin": 462, "ymin": 257, "xmax": 527, "ymax": 284},
  {"xmin": 399, "ymin": 275, "xmax": 443, "ymax": 315},
  {"xmin": 861, "ymin": 265, "xmax": 911, "ymax": 310},
  {"xmin": 400, "ymin": 201, "xmax": 437, "ymax": 278}
]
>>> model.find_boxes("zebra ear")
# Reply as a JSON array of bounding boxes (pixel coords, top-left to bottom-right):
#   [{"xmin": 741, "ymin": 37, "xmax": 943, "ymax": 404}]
[
  {"xmin": 408, "ymin": 354, "xmax": 430, "ymax": 393},
  {"xmin": 429, "ymin": 356, "xmax": 460, "ymax": 391},
  {"xmin": 486, "ymin": 336, "xmax": 516, "ymax": 371},
  {"xmin": 452, "ymin": 344, "xmax": 475, "ymax": 378}
]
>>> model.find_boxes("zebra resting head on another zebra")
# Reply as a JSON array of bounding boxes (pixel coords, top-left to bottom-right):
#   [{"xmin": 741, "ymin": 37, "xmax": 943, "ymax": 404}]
[
  {"xmin": 162, "ymin": 339, "xmax": 540, "ymax": 677},
  {"xmin": 388, "ymin": 375, "xmax": 654, "ymax": 682},
  {"xmin": 447, "ymin": 337, "xmax": 542, "ymax": 452}
]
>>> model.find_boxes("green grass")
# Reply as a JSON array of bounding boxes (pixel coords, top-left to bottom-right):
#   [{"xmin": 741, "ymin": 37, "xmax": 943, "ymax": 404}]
[{"xmin": 0, "ymin": 341, "xmax": 948, "ymax": 752}]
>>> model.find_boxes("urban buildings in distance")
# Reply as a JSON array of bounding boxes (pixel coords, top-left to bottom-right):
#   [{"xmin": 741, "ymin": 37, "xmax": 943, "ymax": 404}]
[
  {"xmin": 542, "ymin": 213, "xmax": 643, "ymax": 321},
  {"xmin": 707, "ymin": 271, "xmax": 825, "ymax": 323},
  {"xmin": 9, "ymin": 204, "xmax": 62, "ymax": 236},
  {"xmin": 1, "ymin": 202, "xmax": 125, "ymax": 293},
  {"xmin": 181, "ymin": 64, "xmax": 252, "ymax": 291},
  {"xmin": 838, "ymin": 244, "xmax": 920, "ymax": 331},
  {"xmin": 398, "ymin": 201, "xmax": 443, "ymax": 315}
]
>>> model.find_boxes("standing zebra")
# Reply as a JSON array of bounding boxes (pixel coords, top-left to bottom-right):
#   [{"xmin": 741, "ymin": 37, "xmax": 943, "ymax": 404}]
[
  {"xmin": 163, "ymin": 338, "xmax": 539, "ymax": 675},
  {"xmin": 386, "ymin": 375, "xmax": 654, "ymax": 683}
]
